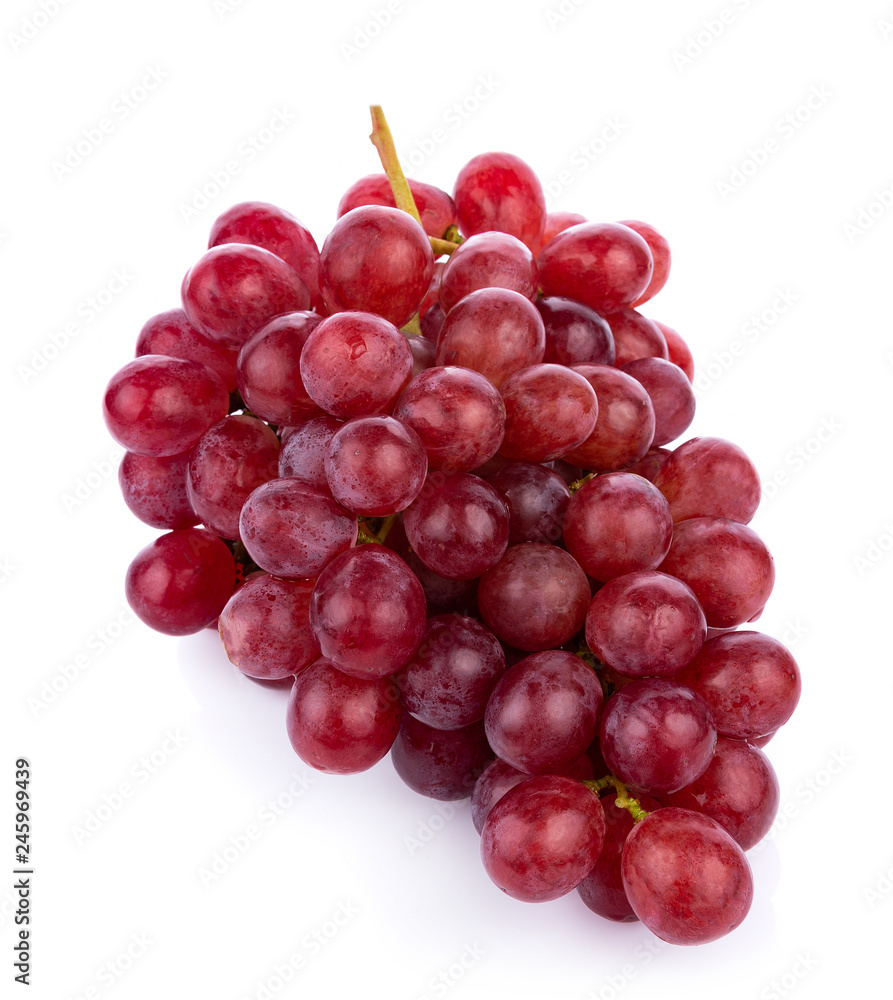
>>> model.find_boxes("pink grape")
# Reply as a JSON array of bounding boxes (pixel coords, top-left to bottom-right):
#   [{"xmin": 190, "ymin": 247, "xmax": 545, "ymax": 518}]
[
  {"xmin": 300, "ymin": 311, "xmax": 413, "ymax": 419},
  {"xmin": 392, "ymin": 366, "xmax": 506, "ymax": 473},
  {"xmin": 181, "ymin": 243, "xmax": 310, "ymax": 349},
  {"xmin": 653, "ymin": 436, "xmax": 761, "ymax": 524},
  {"xmin": 563, "ymin": 472, "xmax": 673, "ymax": 581},
  {"xmin": 453, "ymin": 151, "xmax": 546, "ymax": 251},
  {"xmin": 603, "ymin": 308, "xmax": 668, "ymax": 367},
  {"xmin": 620, "ymin": 220, "xmax": 672, "ymax": 308},
  {"xmin": 236, "ymin": 311, "xmax": 324, "ymax": 425},
  {"xmin": 309, "ymin": 545, "xmax": 426, "ymax": 679},
  {"xmin": 208, "ymin": 200, "xmax": 322, "ymax": 311},
  {"xmin": 318, "ymin": 205, "xmax": 434, "ymax": 328},
  {"xmin": 436, "ymin": 287, "xmax": 546, "ymax": 388},
  {"xmin": 336, "ymin": 173, "xmax": 456, "ymax": 238},
  {"xmin": 484, "ymin": 649, "xmax": 604, "ymax": 774},
  {"xmin": 439, "ymin": 232, "xmax": 538, "ymax": 313},
  {"xmin": 118, "ymin": 451, "xmax": 198, "ymax": 530},
  {"xmin": 660, "ymin": 737, "xmax": 779, "ymax": 851},
  {"xmin": 676, "ymin": 630, "xmax": 801, "ymax": 739},
  {"xmin": 239, "ymin": 478, "xmax": 357, "ymax": 578},
  {"xmin": 218, "ymin": 575, "xmax": 319, "ymax": 680},
  {"xmin": 621, "ymin": 358, "xmax": 696, "ymax": 447},
  {"xmin": 538, "ymin": 222, "xmax": 653, "ymax": 314},
  {"xmin": 565, "ymin": 365, "xmax": 655, "ymax": 472},
  {"xmin": 658, "ymin": 517, "xmax": 775, "ymax": 628},
  {"xmin": 277, "ymin": 415, "xmax": 343, "ymax": 487},
  {"xmin": 324, "ymin": 415, "xmax": 427, "ymax": 516},
  {"xmin": 598, "ymin": 678, "xmax": 717, "ymax": 794},
  {"xmin": 135, "ymin": 307, "xmax": 238, "ymax": 392},
  {"xmin": 187, "ymin": 414, "xmax": 280, "ymax": 540},
  {"xmin": 498, "ymin": 364, "xmax": 599, "ymax": 463},
  {"xmin": 584, "ymin": 570, "xmax": 707, "ymax": 678}
]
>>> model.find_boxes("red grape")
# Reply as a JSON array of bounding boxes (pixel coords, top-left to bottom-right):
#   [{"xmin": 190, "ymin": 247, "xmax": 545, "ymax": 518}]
[
  {"xmin": 621, "ymin": 358, "xmax": 696, "ymax": 447},
  {"xmin": 620, "ymin": 220, "xmax": 671, "ymax": 308},
  {"xmin": 439, "ymin": 231, "xmax": 537, "ymax": 313},
  {"xmin": 118, "ymin": 451, "xmax": 198, "ymax": 530},
  {"xmin": 391, "ymin": 715, "xmax": 493, "ymax": 801},
  {"xmin": 603, "ymin": 308, "xmax": 668, "ymax": 367},
  {"xmin": 135, "ymin": 307, "xmax": 238, "ymax": 392},
  {"xmin": 318, "ymin": 205, "xmax": 434, "ymax": 327},
  {"xmin": 621, "ymin": 807, "xmax": 753, "ymax": 944},
  {"xmin": 103, "ymin": 355, "xmax": 229, "ymax": 457},
  {"xmin": 337, "ymin": 173, "xmax": 456, "ymax": 239},
  {"xmin": 536, "ymin": 296, "xmax": 615, "ymax": 367},
  {"xmin": 181, "ymin": 243, "xmax": 310, "ymax": 349},
  {"xmin": 125, "ymin": 528, "xmax": 236, "ymax": 636}
]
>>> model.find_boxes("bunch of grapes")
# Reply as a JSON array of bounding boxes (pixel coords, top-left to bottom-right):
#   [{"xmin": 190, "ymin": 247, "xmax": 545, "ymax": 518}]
[{"xmin": 102, "ymin": 107, "xmax": 801, "ymax": 947}]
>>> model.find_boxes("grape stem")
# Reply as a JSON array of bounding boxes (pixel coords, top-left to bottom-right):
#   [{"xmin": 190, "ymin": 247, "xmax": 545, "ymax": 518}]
[
  {"xmin": 569, "ymin": 472, "xmax": 596, "ymax": 493},
  {"xmin": 368, "ymin": 105, "xmax": 461, "ymax": 261},
  {"xmin": 584, "ymin": 775, "xmax": 651, "ymax": 824},
  {"xmin": 357, "ymin": 513, "xmax": 398, "ymax": 546}
]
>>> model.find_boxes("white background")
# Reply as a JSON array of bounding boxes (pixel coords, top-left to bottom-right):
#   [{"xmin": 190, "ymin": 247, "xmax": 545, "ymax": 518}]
[{"xmin": 2, "ymin": 1, "xmax": 892, "ymax": 998}]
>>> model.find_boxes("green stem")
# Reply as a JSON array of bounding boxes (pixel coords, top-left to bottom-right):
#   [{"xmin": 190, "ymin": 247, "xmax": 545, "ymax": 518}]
[{"xmin": 584, "ymin": 775, "xmax": 651, "ymax": 824}]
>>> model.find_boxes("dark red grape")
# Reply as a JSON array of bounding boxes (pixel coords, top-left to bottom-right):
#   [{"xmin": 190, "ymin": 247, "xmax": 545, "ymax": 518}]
[
  {"xmin": 395, "ymin": 614, "xmax": 506, "ymax": 730},
  {"xmin": 218, "ymin": 575, "xmax": 319, "ymax": 680},
  {"xmin": 125, "ymin": 528, "xmax": 236, "ymax": 636},
  {"xmin": 484, "ymin": 649, "xmax": 604, "ymax": 774},
  {"xmin": 621, "ymin": 807, "xmax": 753, "ymax": 944},
  {"xmin": 318, "ymin": 205, "xmax": 434, "ymax": 328},
  {"xmin": 538, "ymin": 223, "xmax": 653, "ymax": 314},
  {"xmin": 653, "ymin": 436, "xmax": 761, "ymax": 524},
  {"xmin": 563, "ymin": 472, "xmax": 673, "ymax": 582},
  {"xmin": 453, "ymin": 152, "xmax": 546, "ymax": 251},
  {"xmin": 485, "ymin": 462, "xmax": 570, "ymax": 545},
  {"xmin": 620, "ymin": 447, "xmax": 672, "ymax": 482},
  {"xmin": 536, "ymin": 296, "xmax": 615, "ymax": 367},
  {"xmin": 286, "ymin": 658, "xmax": 401, "ymax": 774},
  {"xmin": 658, "ymin": 517, "xmax": 775, "ymax": 628},
  {"xmin": 403, "ymin": 473, "xmax": 509, "ymax": 580},
  {"xmin": 598, "ymin": 679, "xmax": 716, "ymax": 794},
  {"xmin": 239, "ymin": 478, "xmax": 357, "ymax": 578},
  {"xmin": 181, "ymin": 243, "xmax": 310, "ymax": 349},
  {"xmin": 576, "ymin": 790, "xmax": 662, "ymax": 922},
  {"xmin": 310, "ymin": 545, "xmax": 426, "ymax": 679},
  {"xmin": 391, "ymin": 715, "xmax": 493, "ymax": 801},
  {"xmin": 584, "ymin": 571, "xmax": 707, "ymax": 678},
  {"xmin": 103, "ymin": 355, "xmax": 229, "ymax": 457},
  {"xmin": 480, "ymin": 775, "xmax": 605, "ymax": 902},
  {"xmin": 675, "ymin": 630, "xmax": 801, "ymax": 739},
  {"xmin": 477, "ymin": 543, "xmax": 591, "ymax": 651}
]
